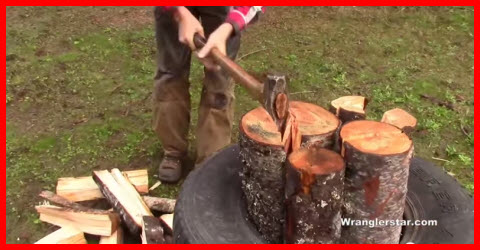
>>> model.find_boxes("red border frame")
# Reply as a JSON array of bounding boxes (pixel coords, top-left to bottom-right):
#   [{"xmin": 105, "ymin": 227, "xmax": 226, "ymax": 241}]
[{"xmin": 2, "ymin": 1, "xmax": 478, "ymax": 246}]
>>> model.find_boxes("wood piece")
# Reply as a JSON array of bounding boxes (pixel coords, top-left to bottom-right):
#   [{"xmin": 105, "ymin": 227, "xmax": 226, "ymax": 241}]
[
  {"xmin": 143, "ymin": 196, "xmax": 176, "ymax": 214},
  {"xmin": 285, "ymin": 147, "xmax": 345, "ymax": 244},
  {"xmin": 35, "ymin": 205, "xmax": 119, "ymax": 236},
  {"xmin": 330, "ymin": 96, "xmax": 367, "ymax": 123},
  {"xmin": 35, "ymin": 227, "xmax": 86, "ymax": 244},
  {"xmin": 381, "ymin": 108, "xmax": 417, "ymax": 134},
  {"xmin": 99, "ymin": 227, "xmax": 123, "ymax": 244},
  {"xmin": 141, "ymin": 216, "xmax": 166, "ymax": 244},
  {"xmin": 340, "ymin": 120, "xmax": 414, "ymax": 244},
  {"xmin": 92, "ymin": 170, "xmax": 151, "ymax": 234},
  {"xmin": 56, "ymin": 169, "xmax": 148, "ymax": 202},
  {"xmin": 39, "ymin": 190, "xmax": 109, "ymax": 214},
  {"xmin": 110, "ymin": 168, "xmax": 152, "ymax": 217},
  {"xmin": 239, "ymin": 101, "xmax": 340, "ymax": 243},
  {"xmin": 160, "ymin": 213, "xmax": 174, "ymax": 232}
]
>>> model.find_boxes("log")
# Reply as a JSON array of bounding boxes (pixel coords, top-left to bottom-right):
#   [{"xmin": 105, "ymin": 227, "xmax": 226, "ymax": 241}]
[
  {"xmin": 285, "ymin": 147, "xmax": 345, "ymax": 244},
  {"xmin": 330, "ymin": 96, "xmax": 368, "ymax": 123},
  {"xmin": 381, "ymin": 108, "xmax": 417, "ymax": 135},
  {"xmin": 141, "ymin": 216, "xmax": 166, "ymax": 244},
  {"xmin": 143, "ymin": 196, "xmax": 176, "ymax": 213},
  {"xmin": 39, "ymin": 190, "xmax": 109, "ymax": 214},
  {"xmin": 93, "ymin": 170, "xmax": 152, "ymax": 235},
  {"xmin": 99, "ymin": 227, "xmax": 123, "ymax": 244},
  {"xmin": 340, "ymin": 120, "xmax": 414, "ymax": 244},
  {"xmin": 239, "ymin": 101, "xmax": 340, "ymax": 243},
  {"xmin": 35, "ymin": 205, "xmax": 120, "ymax": 236},
  {"xmin": 35, "ymin": 227, "xmax": 86, "ymax": 244},
  {"xmin": 56, "ymin": 169, "xmax": 148, "ymax": 202}
]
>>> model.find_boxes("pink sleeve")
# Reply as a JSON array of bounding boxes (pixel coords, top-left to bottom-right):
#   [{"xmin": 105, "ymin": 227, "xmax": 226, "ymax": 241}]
[{"xmin": 225, "ymin": 6, "xmax": 265, "ymax": 33}]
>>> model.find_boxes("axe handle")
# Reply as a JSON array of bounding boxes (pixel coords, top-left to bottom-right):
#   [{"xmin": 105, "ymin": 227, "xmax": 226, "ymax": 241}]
[{"xmin": 193, "ymin": 34, "xmax": 264, "ymax": 103}]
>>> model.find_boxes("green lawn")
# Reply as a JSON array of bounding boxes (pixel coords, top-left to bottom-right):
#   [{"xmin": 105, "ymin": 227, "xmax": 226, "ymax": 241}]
[{"xmin": 6, "ymin": 6, "xmax": 474, "ymax": 243}]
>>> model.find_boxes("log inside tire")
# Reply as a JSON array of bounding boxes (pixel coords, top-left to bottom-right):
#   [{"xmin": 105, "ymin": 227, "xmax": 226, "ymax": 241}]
[
  {"xmin": 285, "ymin": 147, "xmax": 345, "ymax": 244},
  {"xmin": 239, "ymin": 101, "xmax": 340, "ymax": 243},
  {"xmin": 340, "ymin": 120, "xmax": 414, "ymax": 244}
]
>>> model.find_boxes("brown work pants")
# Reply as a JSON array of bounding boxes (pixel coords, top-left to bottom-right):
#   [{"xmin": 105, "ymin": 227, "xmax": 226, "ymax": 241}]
[{"xmin": 153, "ymin": 7, "xmax": 240, "ymax": 163}]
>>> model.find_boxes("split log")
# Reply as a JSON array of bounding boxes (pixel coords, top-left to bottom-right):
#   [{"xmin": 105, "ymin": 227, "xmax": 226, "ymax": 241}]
[
  {"xmin": 56, "ymin": 169, "xmax": 148, "ymax": 202},
  {"xmin": 99, "ymin": 227, "xmax": 123, "ymax": 244},
  {"xmin": 330, "ymin": 96, "xmax": 368, "ymax": 123},
  {"xmin": 340, "ymin": 120, "xmax": 414, "ymax": 244},
  {"xmin": 160, "ymin": 213, "xmax": 174, "ymax": 233},
  {"xmin": 143, "ymin": 196, "xmax": 176, "ymax": 213},
  {"xmin": 141, "ymin": 216, "xmax": 166, "ymax": 244},
  {"xmin": 381, "ymin": 108, "xmax": 417, "ymax": 135},
  {"xmin": 239, "ymin": 101, "xmax": 340, "ymax": 243},
  {"xmin": 35, "ymin": 227, "xmax": 86, "ymax": 244},
  {"xmin": 93, "ymin": 170, "xmax": 152, "ymax": 235},
  {"xmin": 285, "ymin": 147, "xmax": 345, "ymax": 244},
  {"xmin": 35, "ymin": 205, "xmax": 119, "ymax": 236}
]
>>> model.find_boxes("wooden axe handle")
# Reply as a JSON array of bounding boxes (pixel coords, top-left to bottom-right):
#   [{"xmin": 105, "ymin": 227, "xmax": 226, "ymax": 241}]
[{"xmin": 193, "ymin": 34, "xmax": 264, "ymax": 103}]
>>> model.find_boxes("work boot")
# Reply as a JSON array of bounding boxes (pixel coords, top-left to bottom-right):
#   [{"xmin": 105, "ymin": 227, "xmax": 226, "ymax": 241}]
[{"xmin": 158, "ymin": 156, "xmax": 182, "ymax": 183}]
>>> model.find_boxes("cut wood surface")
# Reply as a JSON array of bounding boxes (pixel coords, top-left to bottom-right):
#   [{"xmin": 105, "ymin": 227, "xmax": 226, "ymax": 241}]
[
  {"xmin": 285, "ymin": 147, "xmax": 345, "ymax": 244},
  {"xmin": 381, "ymin": 108, "xmax": 417, "ymax": 134},
  {"xmin": 57, "ymin": 169, "xmax": 148, "ymax": 202},
  {"xmin": 35, "ymin": 227, "xmax": 86, "ymax": 244},
  {"xmin": 160, "ymin": 213, "xmax": 174, "ymax": 232},
  {"xmin": 93, "ymin": 170, "xmax": 151, "ymax": 234},
  {"xmin": 240, "ymin": 101, "xmax": 340, "ymax": 148},
  {"xmin": 141, "ymin": 216, "xmax": 165, "ymax": 244},
  {"xmin": 143, "ymin": 196, "xmax": 176, "ymax": 213},
  {"xmin": 330, "ymin": 96, "xmax": 367, "ymax": 123},
  {"xmin": 35, "ymin": 205, "xmax": 119, "ymax": 236},
  {"xmin": 99, "ymin": 227, "xmax": 123, "ymax": 244},
  {"xmin": 110, "ymin": 168, "xmax": 152, "ymax": 217},
  {"xmin": 340, "ymin": 120, "xmax": 413, "ymax": 244}
]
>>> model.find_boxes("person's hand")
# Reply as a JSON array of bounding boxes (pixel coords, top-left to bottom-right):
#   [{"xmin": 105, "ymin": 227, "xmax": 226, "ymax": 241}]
[
  {"xmin": 174, "ymin": 7, "xmax": 204, "ymax": 50},
  {"xmin": 197, "ymin": 23, "xmax": 234, "ymax": 70}
]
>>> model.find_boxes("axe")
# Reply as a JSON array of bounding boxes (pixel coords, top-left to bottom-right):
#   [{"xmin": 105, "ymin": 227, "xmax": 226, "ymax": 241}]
[{"xmin": 193, "ymin": 34, "xmax": 290, "ymax": 138}]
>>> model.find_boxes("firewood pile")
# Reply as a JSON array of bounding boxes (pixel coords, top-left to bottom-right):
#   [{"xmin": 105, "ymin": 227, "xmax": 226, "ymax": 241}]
[
  {"xmin": 34, "ymin": 169, "xmax": 176, "ymax": 244},
  {"xmin": 239, "ymin": 96, "xmax": 417, "ymax": 244}
]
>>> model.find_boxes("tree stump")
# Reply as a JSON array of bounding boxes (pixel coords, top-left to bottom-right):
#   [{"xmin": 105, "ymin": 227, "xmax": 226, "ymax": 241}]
[
  {"xmin": 239, "ymin": 101, "xmax": 340, "ymax": 243},
  {"xmin": 330, "ymin": 96, "xmax": 368, "ymax": 124},
  {"xmin": 285, "ymin": 147, "xmax": 345, "ymax": 244},
  {"xmin": 381, "ymin": 108, "xmax": 417, "ymax": 135},
  {"xmin": 340, "ymin": 120, "xmax": 414, "ymax": 244}
]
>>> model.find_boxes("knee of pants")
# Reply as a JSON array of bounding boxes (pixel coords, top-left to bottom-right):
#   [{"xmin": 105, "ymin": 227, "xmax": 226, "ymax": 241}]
[{"xmin": 201, "ymin": 91, "xmax": 234, "ymax": 111}]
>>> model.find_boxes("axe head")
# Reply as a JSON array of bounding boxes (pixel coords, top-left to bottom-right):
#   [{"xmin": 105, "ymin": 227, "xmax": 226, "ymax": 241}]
[{"xmin": 263, "ymin": 74, "xmax": 290, "ymax": 138}]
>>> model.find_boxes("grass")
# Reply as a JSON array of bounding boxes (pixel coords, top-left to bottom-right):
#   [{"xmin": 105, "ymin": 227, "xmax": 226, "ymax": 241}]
[{"xmin": 6, "ymin": 6, "xmax": 474, "ymax": 243}]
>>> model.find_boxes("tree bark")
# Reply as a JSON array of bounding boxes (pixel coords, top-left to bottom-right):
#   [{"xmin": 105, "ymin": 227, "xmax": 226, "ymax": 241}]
[
  {"xmin": 239, "ymin": 127, "xmax": 286, "ymax": 244},
  {"xmin": 340, "ymin": 120, "xmax": 414, "ymax": 244},
  {"xmin": 285, "ymin": 147, "xmax": 345, "ymax": 244},
  {"xmin": 142, "ymin": 196, "xmax": 176, "ymax": 214}
]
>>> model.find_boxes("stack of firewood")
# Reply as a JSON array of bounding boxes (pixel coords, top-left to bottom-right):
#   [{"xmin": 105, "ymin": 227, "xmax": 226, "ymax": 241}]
[{"xmin": 34, "ymin": 169, "xmax": 176, "ymax": 244}]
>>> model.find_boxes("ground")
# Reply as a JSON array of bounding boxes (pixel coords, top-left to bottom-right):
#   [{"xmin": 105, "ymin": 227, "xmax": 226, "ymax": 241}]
[{"xmin": 6, "ymin": 6, "xmax": 474, "ymax": 243}]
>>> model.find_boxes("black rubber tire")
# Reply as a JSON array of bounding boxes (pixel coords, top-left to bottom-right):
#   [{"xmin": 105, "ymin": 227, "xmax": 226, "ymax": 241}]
[{"xmin": 173, "ymin": 145, "xmax": 473, "ymax": 244}]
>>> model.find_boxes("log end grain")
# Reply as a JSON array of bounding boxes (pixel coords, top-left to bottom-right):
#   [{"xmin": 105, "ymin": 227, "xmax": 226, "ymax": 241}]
[
  {"xmin": 340, "ymin": 120, "xmax": 412, "ymax": 155},
  {"xmin": 381, "ymin": 108, "xmax": 417, "ymax": 134}
]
